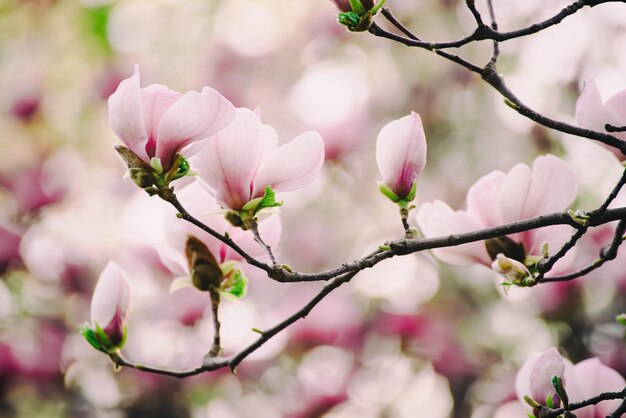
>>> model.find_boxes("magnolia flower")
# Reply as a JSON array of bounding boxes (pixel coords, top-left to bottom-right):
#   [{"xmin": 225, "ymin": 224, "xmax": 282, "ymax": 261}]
[
  {"xmin": 158, "ymin": 181, "xmax": 282, "ymax": 287},
  {"xmin": 193, "ymin": 108, "xmax": 324, "ymax": 211},
  {"xmin": 515, "ymin": 349, "xmax": 625, "ymax": 418},
  {"xmin": 108, "ymin": 66, "xmax": 235, "ymax": 172},
  {"xmin": 87, "ymin": 261, "xmax": 132, "ymax": 350},
  {"xmin": 376, "ymin": 112, "xmax": 427, "ymax": 203},
  {"xmin": 575, "ymin": 80, "xmax": 626, "ymax": 160},
  {"xmin": 416, "ymin": 155, "xmax": 577, "ymax": 272}
]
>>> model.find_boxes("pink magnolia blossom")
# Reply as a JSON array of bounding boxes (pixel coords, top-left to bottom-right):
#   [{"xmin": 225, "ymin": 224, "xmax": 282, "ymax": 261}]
[
  {"xmin": 515, "ymin": 349, "xmax": 625, "ymax": 418},
  {"xmin": 376, "ymin": 112, "xmax": 427, "ymax": 200},
  {"xmin": 573, "ymin": 358, "xmax": 625, "ymax": 418},
  {"xmin": 108, "ymin": 66, "xmax": 235, "ymax": 171},
  {"xmin": 90, "ymin": 261, "xmax": 132, "ymax": 346},
  {"xmin": 193, "ymin": 108, "xmax": 324, "ymax": 211},
  {"xmin": 575, "ymin": 80, "xmax": 626, "ymax": 160},
  {"xmin": 416, "ymin": 155, "xmax": 577, "ymax": 271},
  {"xmin": 158, "ymin": 181, "xmax": 282, "ymax": 277}
]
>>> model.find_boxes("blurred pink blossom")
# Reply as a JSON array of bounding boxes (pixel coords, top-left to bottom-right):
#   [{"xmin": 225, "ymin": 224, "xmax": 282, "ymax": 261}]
[
  {"xmin": 575, "ymin": 80, "xmax": 626, "ymax": 160},
  {"xmin": 376, "ymin": 112, "xmax": 427, "ymax": 200},
  {"xmin": 108, "ymin": 66, "xmax": 235, "ymax": 171},
  {"xmin": 416, "ymin": 155, "xmax": 577, "ymax": 271},
  {"xmin": 193, "ymin": 108, "xmax": 324, "ymax": 211},
  {"xmin": 90, "ymin": 261, "xmax": 132, "ymax": 346}
]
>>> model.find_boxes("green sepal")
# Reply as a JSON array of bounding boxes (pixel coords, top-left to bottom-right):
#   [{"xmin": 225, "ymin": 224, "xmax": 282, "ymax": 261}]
[
  {"xmin": 150, "ymin": 157, "xmax": 164, "ymax": 174},
  {"xmin": 552, "ymin": 375, "xmax": 568, "ymax": 407},
  {"xmin": 257, "ymin": 186, "xmax": 282, "ymax": 212},
  {"xmin": 616, "ymin": 313, "xmax": 626, "ymax": 326},
  {"xmin": 379, "ymin": 182, "xmax": 401, "ymax": 203},
  {"xmin": 526, "ymin": 414, "xmax": 537, "ymax": 418},
  {"xmin": 524, "ymin": 395, "xmax": 540, "ymax": 408},
  {"xmin": 164, "ymin": 154, "xmax": 190, "ymax": 184},
  {"xmin": 545, "ymin": 394, "xmax": 555, "ymax": 409},
  {"xmin": 369, "ymin": 0, "xmax": 386, "ymax": 15},
  {"xmin": 348, "ymin": 0, "xmax": 366, "ymax": 14},
  {"xmin": 239, "ymin": 186, "xmax": 282, "ymax": 220},
  {"xmin": 404, "ymin": 179, "xmax": 418, "ymax": 203},
  {"xmin": 338, "ymin": 11, "xmax": 361, "ymax": 28},
  {"xmin": 81, "ymin": 325, "xmax": 108, "ymax": 353},
  {"xmin": 220, "ymin": 269, "xmax": 248, "ymax": 301}
]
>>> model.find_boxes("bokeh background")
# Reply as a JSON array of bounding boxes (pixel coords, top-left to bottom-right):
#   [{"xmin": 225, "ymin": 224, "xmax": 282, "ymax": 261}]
[{"xmin": 1, "ymin": 0, "xmax": 626, "ymax": 417}]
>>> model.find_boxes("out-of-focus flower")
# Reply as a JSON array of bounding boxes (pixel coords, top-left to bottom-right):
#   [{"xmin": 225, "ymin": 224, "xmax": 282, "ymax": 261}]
[
  {"xmin": 108, "ymin": 66, "xmax": 235, "ymax": 173},
  {"xmin": 514, "ymin": 349, "xmax": 625, "ymax": 418},
  {"xmin": 416, "ymin": 155, "xmax": 577, "ymax": 273},
  {"xmin": 573, "ymin": 358, "xmax": 625, "ymax": 418},
  {"xmin": 376, "ymin": 112, "xmax": 427, "ymax": 204},
  {"xmin": 193, "ymin": 108, "xmax": 324, "ymax": 212},
  {"xmin": 575, "ymin": 80, "xmax": 626, "ymax": 160},
  {"xmin": 83, "ymin": 261, "xmax": 132, "ymax": 352}
]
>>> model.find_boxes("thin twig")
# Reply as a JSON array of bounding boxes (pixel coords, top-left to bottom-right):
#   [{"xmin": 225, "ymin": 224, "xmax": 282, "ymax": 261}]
[{"xmin": 248, "ymin": 219, "xmax": 277, "ymax": 264}]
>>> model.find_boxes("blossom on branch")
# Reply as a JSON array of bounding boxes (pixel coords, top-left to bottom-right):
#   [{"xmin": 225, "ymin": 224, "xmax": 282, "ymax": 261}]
[
  {"xmin": 416, "ymin": 155, "xmax": 577, "ymax": 275},
  {"xmin": 108, "ymin": 66, "xmax": 235, "ymax": 186},
  {"xmin": 82, "ymin": 261, "xmax": 132, "ymax": 353},
  {"xmin": 575, "ymin": 79, "xmax": 626, "ymax": 160},
  {"xmin": 158, "ymin": 181, "xmax": 282, "ymax": 298},
  {"xmin": 514, "ymin": 348, "xmax": 625, "ymax": 418},
  {"xmin": 376, "ymin": 111, "xmax": 427, "ymax": 205},
  {"xmin": 193, "ymin": 108, "xmax": 324, "ymax": 212}
]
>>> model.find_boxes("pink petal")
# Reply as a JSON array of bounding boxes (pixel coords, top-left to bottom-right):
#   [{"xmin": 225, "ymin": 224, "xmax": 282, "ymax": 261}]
[
  {"xmin": 156, "ymin": 87, "xmax": 235, "ymax": 170},
  {"xmin": 108, "ymin": 66, "xmax": 149, "ymax": 162},
  {"xmin": 522, "ymin": 155, "xmax": 577, "ymax": 219},
  {"xmin": 193, "ymin": 108, "xmax": 264, "ymax": 210},
  {"xmin": 575, "ymin": 80, "xmax": 621, "ymax": 133},
  {"xmin": 252, "ymin": 130, "xmax": 325, "ymax": 198},
  {"xmin": 466, "ymin": 170, "xmax": 506, "ymax": 227},
  {"xmin": 376, "ymin": 112, "xmax": 427, "ymax": 198},
  {"xmin": 515, "ymin": 348, "xmax": 566, "ymax": 408},
  {"xmin": 416, "ymin": 200, "xmax": 490, "ymax": 265},
  {"xmin": 573, "ymin": 358, "xmax": 625, "ymax": 418},
  {"xmin": 498, "ymin": 163, "xmax": 532, "ymax": 224},
  {"xmin": 90, "ymin": 261, "xmax": 132, "ymax": 329},
  {"xmin": 605, "ymin": 89, "xmax": 626, "ymax": 122},
  {"xmin": 529, "ymin": 348, "xmax": 566, "ymax": 405},
  {"xmin": 140, "ymin": 84, "xmax": 182, "ymax": 157}
]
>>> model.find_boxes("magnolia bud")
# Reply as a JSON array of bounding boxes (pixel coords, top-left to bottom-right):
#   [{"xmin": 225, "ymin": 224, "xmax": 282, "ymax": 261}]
[
  {"xmin": 485, "ymin": 236, "xmax": 526, "ymax": 263},
  {"xmin": 185, "ymin": 236, "xmax": 223, "ymax": 291},
  {"xmin": 84, "ymin": 261, "xmax": 132, "ymax": 353}
]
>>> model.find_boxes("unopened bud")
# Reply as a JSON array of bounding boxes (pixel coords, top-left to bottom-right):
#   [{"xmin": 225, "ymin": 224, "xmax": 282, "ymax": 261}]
[
  {"xmin": 485, "ymin": 236, "xmax": 526, "ymax": 263},
  {"xmin": 185, "ymin": 236, "xmax": 223, "ymax": 291}
]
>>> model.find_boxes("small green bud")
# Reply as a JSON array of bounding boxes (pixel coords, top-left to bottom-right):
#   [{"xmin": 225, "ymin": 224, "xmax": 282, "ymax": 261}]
[{"xmin": 617, "ymin": 313, "xmax": 626, "ymax": 326}]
